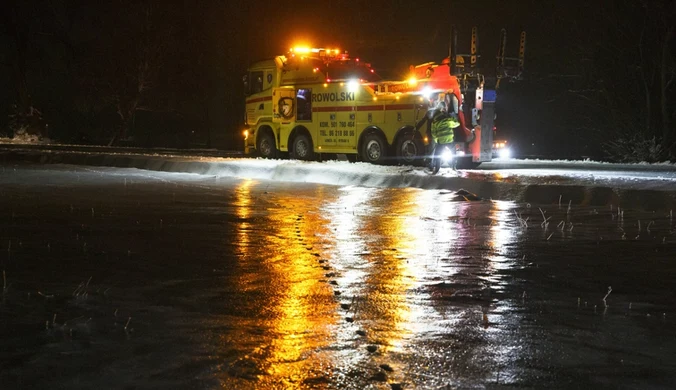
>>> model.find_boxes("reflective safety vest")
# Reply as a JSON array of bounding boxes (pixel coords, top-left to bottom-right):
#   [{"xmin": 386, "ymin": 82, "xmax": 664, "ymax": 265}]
[{"xmin": 431, "ymin": 112, "xmax": 459, "ymax": 144}]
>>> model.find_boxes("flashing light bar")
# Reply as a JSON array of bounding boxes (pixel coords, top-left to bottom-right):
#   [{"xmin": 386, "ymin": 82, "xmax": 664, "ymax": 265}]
[
  {"xmin": 290, "ymin": 47, "xmax": 311, "ymax": 54},
  {"xmin": 289, "ymin": 47, "xmax": 344, "ymax": 56}
]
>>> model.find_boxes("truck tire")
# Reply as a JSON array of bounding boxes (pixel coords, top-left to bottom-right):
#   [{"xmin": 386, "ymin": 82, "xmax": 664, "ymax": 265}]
[
  {"xmin": 257, "ymin": 132, "xmax": 277, "ymax": 159},
  {"xmin": 291, "ymin": 134, "xmax": 314, "ymax": 161},
  {"xmin": 362, "ymin": 133, "xmax": 387, "ymax": 164},
  {"xmin": 395, "ymin": 133, "xmax": 423, "ymax": 166}
]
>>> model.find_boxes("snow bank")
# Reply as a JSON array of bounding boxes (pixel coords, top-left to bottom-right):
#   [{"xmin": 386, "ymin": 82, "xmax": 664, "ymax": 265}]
[
  {"xmin": 2, "ymin": 148, "xmax": 676, "ymax": 193},
  {"xmin": 0, "ymin": 135, "xmax": 52, "ymax": 144},
  {"xmin": 486, "ymin": 157, "xmax": 676, "ymax": 171},
  {"xmin": 0, "ymin": 150, "xmax": 502, "ymax": 193}
]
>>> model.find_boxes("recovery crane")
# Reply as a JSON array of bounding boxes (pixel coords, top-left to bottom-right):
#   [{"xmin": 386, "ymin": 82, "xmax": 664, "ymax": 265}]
[{"xmin": 378, "ymin": 27, "xmax": 526, "ymax": 168}]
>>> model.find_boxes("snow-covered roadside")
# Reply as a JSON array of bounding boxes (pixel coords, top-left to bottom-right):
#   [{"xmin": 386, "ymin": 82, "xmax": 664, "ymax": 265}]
[
  {"xmin": 484, "ymin": 157, "xmax": 676, "ymax": 170},
  {"xmin": 0, "ymin": 134, "xmax": 52, "ymax": 144},
  {"xmin": 209, "ymin": 157, "xmax": 676, "ymax": 192},
  {"xmin": 2, "ymin": 145, "xmax": 676, "ymax": 193}
]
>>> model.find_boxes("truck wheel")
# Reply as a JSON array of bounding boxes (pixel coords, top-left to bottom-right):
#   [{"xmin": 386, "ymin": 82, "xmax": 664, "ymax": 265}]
[
  {"xmin": 362, "ymin": 133, "xmax": 387, "ymax": 164},
  {"xmin": 395, "ymin": 133, "xmax": 423, "ymax": 166},
  {"xmin": 291, "ymin": 134, "xmax": 314, "ymax": 161},
  {"xmin": 257, "ymin": 132, "xmax": 277, "ymax": 159}
]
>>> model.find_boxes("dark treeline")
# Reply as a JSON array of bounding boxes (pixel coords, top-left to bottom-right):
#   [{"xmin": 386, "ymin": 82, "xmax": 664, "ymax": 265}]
[
  {"xmin": 1, "ymin": 0, "xmax": 675, "ymax": 161},
  {"xmin": 1, "ymin": 0, "xmax": 248, "ymax": 148},
  {"xmin": 514, "ymin": 0, "xmax": 676, "ymax": 161}
]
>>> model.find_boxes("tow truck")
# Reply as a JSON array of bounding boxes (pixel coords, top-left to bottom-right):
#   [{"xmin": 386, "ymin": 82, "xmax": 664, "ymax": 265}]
[
  {"xmin": 242, "ymin": 47, "xmax": 428, "ymax": 164},
  {"xmin": 242, "ymin": 28, "xmax": 524, "ymax": 168}
]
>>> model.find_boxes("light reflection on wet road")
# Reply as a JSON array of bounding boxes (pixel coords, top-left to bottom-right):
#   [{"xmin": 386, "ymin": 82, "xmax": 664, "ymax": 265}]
[{"xmin": 1, "ymin": 164, "xmax": 676, "ymax": 389}]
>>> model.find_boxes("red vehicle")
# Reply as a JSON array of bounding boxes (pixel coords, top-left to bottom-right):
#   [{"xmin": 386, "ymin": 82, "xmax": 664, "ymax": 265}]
[{"xmin": 375, "ymin": 27, "xmax": 525, "ymax": 167}]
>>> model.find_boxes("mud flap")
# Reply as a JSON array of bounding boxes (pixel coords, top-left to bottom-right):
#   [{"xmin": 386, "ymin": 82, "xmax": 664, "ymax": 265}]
[{"xmin": 477, "ymin": 90, "xmax": 496, "ymax": 162}]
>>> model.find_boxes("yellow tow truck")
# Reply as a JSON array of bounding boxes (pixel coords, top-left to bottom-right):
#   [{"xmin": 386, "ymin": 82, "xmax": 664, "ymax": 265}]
[{"xmin": 242, "ymin": 47, "xmax": 428, "ymax": 164}]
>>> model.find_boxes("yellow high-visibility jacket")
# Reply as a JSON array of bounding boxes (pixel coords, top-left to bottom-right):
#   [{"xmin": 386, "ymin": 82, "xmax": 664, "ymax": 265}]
[{"xmin": 431, "ymin": 112, "xmax": 459, "ymax": 144}]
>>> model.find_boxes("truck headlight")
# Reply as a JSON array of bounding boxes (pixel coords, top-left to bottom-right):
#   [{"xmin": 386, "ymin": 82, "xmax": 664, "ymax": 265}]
[
  {"xmin": 498, "ymin": 147, "xmax": 511, "ymax": 159},
  {"xmin": 441, "ymin": 148, "xmax": 453, "ymax": 164}
]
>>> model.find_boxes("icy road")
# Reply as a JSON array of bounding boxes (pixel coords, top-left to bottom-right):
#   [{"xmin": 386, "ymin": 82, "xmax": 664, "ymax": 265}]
[{"xmin": 1, "ymin": 151, "xmax": 676, "ymax": 389}]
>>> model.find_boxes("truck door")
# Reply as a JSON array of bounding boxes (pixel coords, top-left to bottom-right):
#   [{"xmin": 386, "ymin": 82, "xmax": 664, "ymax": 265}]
[
  {"xmin": 317, "ymin": 111, "xmax": 333, "ymax": 150},
  {"xmin": 272, "ymin": 88, "xmax": 295, "ymax": 123},
  {"xmin": 335, "ymin": 110, "xmax": 356, "ymax": 151}
]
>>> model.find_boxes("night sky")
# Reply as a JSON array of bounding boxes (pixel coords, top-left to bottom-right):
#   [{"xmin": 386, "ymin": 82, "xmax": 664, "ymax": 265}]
[{"xmin": 2, "ymin": 0, "xmax": 675, "ymax": 161}]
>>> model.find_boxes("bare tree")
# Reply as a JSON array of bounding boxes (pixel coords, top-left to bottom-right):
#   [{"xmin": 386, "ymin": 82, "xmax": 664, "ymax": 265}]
[
  {"xmin": 72, "ymin": 1, "xmax": 167, "ymax": 145},
  {"xmin": 555, "ymin": 0, "xmax": 676, "ymax": 161},
  {"xmin": 106, "ymin": 3, "xmax": 165, "ymax": 145},
  {"xmin": 656, "ymin": 0, "xmax": 676, "ymax": 152},
  {"xmin": 2, "ymin": 0, "xmax": 45, "ymax": 138}
]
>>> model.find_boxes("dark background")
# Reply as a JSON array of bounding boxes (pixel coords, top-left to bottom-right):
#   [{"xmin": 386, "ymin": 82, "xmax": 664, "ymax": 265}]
[{"xmin": 1, "ymin": 0, "xmax": 675, "ymax": 161}]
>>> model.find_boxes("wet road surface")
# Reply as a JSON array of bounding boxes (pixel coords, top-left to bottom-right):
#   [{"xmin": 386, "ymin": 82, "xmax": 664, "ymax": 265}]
[{"xmin": 1, "ymin": 163, "xmax": 676, "ymax": 389}]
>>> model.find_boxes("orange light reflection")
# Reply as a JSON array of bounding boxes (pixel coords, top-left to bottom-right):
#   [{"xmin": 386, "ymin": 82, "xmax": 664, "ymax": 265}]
[{"xmin": 252, "ymin": 188, "xmax": 338, "ymax": 386}]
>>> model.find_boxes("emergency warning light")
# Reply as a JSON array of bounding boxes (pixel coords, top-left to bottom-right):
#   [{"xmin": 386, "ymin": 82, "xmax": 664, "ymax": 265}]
[{"xmin": 288, "ymin": 46, "xmax": 347, "ymax": 60}]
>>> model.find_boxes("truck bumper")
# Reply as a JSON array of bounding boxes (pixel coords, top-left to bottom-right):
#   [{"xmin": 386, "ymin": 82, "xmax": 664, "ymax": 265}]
[{"xmin": 243, "ymin": 128, "xmax": 254, "ymax": 155}]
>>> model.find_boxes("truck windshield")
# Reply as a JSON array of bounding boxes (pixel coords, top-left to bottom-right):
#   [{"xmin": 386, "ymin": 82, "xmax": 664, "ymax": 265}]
[{"xmin": 246, "ymin": 71, "xmax": 264, "ymax": 95}]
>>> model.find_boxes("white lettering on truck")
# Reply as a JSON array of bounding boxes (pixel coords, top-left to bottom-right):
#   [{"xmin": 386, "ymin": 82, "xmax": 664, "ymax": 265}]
[{"xmin": 311, "ymin": 92, "xmax": 355, "ymax": 102}]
